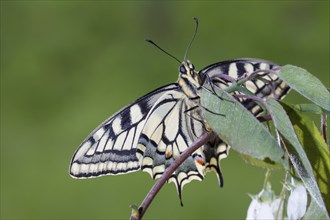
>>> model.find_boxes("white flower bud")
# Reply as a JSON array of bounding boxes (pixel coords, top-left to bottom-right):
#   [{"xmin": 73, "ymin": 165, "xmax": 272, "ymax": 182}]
[
  {"xmin": 286, "ymin": 184, "xmax": 307, "ymax": 220},
  {"xmin": 247, "ymin": 198, "xmax": 274, "ymax": 219}
]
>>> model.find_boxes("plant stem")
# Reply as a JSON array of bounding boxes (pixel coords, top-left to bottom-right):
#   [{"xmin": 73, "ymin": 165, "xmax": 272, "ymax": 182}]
[
  {"xmin": 321, "ymin": 112, "xmax": 328, "ymax": 145},
  {"xmin": 130, "ymin": 131, "xmax": 215, "ymax": 220}
]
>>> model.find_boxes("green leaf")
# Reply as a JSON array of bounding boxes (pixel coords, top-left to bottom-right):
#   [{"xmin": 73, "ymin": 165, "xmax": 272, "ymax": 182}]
[
  {"xmin": 200, "ymin": 86, "xmax": 288, "ymax": 169},
  {"xmin": 237, "ymin": 153, "xmax": 284, "ymax": 169},
  {"xmin": 282, "ymin": 102, "xmax": 330, "ymax": 214},
  {"xmin": 265, "ymin": 99, "xmax": 329, "ymax": 218},
  {"xmin": 304, "ymin": 196, "xmax": 330, "ymax": 220},
  {"xmin": 293, "ymin": 103, "xmax": 327, "ymax": 115},
  {"xmin": 278, "ymin": 65, "xmax": 330, "ymax": 111}
]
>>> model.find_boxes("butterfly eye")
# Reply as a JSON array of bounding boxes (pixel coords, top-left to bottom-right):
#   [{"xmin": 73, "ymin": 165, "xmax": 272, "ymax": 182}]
[{"xmin": 180, "ymin": 65, "xmax": 187, "ymax": 74}]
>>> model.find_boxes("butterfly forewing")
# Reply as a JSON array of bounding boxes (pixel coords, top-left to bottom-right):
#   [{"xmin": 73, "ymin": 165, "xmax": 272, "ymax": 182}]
[
  {"xmin": 199, "ymin": 58, "xmax": 290, "ymax": 187},
  {"xmin": 70, "ymin": 84, "xmax": 179, "ymax": 178},
  {"xmin": 200, "ymin": 58, "xmax": 290, "ymax": 114}
]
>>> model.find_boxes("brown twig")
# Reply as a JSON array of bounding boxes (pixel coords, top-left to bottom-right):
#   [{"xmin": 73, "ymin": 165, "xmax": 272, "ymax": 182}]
[{"xmin": 130, "ymin": 131, "xmax": 215, "ymax": 220}]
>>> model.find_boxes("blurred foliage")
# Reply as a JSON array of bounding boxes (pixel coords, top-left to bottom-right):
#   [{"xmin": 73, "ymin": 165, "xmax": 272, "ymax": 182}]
[{"xmin": 1, "ymin": 1, "xmax": 329, "ymax": 219}]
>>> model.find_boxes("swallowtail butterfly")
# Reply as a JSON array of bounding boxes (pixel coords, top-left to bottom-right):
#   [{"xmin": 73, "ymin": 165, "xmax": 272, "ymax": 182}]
[
  {"xmin": 69, "ymin": 54, "xmax": 290, "ymax": 202},
  {"xmin": 69, "ymin": 15, "xmax": 289, "ymax": 205}
]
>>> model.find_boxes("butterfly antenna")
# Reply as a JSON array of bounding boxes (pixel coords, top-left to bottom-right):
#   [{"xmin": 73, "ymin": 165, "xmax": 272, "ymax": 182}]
[
  {"xmin": 184, "ymin": 17, "xmax": 199, "ymax": 60},
  {"xmin": 145, "ymin": 39, "xmax": 181, "ymax": 64}
]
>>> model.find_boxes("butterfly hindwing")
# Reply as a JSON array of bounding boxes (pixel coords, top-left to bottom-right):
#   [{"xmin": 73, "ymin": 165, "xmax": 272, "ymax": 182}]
[
  {"xmin": 136, "ymin": 90, "xmax": 206, "ymax": 201},
  {"xmin": 69, "ymin": 84, "xmax": 179, "ymax": 178}
]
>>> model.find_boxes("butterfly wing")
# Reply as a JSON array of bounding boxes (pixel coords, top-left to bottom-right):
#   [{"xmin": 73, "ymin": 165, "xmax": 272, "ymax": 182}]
[
  {"xmin": 201, "ymin": 58, "xmax": 290, "ymax": 114},
  {"xmin": 69, "ymin": 84, "xmax": 179, "ymax": 178},
  {"xmin": 135, "ymin": 89, "xmax": 207, "ymax": 202},
  {"xmin": 200, "ymin": 58, "xmax": 290, "ymax": 186}
]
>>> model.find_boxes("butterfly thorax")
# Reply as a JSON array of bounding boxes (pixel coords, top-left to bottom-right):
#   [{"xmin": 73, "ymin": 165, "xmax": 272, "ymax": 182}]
[{"xmin": 177, "ymin": 60, "xmax": 202, "ymax": 99}]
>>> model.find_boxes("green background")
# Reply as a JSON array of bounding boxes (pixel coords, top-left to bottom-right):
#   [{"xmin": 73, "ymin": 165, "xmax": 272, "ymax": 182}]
[{"xmin": 1, "ymin": 1, "xmax": 329, "ymax": 219}]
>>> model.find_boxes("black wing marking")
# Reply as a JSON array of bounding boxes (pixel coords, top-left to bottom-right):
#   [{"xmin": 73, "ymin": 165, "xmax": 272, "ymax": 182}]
[
  {"xmin": 69, "ymin": 83, "xmax": 179, "ymax": 178},
  {"xmin": 135, "ymin": 90, "xmax": 207, "ymax": 203}
]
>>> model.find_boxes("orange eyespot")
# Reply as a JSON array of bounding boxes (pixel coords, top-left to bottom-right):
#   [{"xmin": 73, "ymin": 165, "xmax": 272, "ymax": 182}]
[{"xmin": 195, "ymin": 156, "xmax": 204, "ymax": 166}]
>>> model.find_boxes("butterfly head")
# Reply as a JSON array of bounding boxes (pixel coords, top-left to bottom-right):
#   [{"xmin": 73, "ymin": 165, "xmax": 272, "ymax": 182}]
[{"xmin": 178, "ymin": 60, "xmax": 201, "ymax": 89}]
